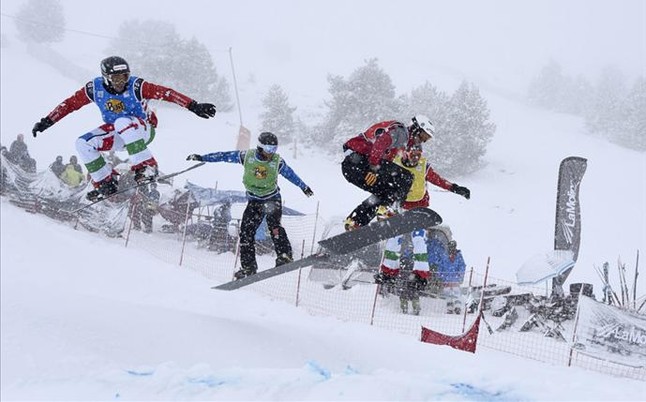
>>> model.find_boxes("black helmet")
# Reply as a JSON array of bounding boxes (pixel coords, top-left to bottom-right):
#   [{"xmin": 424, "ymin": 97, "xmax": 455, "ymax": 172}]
[
  {"xmin": 100, "ymin": 56, "xmax": 130, "ymax": 88},
  {"xmin": 258, "ymin": 132, "xmax": 278, "ymax": 146},
  {"xmin": 257, "ymin": 132, "xmax": 278, "ymax": 155}
]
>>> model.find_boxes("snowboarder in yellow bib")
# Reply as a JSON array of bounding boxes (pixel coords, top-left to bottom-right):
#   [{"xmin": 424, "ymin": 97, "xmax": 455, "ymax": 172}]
[{"xmin": 374, "ymin": 144, "xmax": 470, "ymax": 314}]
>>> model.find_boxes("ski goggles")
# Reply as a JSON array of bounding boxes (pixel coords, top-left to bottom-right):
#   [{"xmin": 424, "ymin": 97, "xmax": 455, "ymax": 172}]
[
  {"xmin": 259, "ymin": 143, "xmax": 278, "ymax": 154},
  {"xmin": 108, "ymin": 73, "xmax": 129, "ymax": 86}
]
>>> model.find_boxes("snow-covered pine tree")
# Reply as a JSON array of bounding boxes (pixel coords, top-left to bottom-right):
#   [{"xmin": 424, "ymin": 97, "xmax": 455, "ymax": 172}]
[
  {"xmin": 15, "ymin": 0, "xmax": 65, "ymax": 44},
  {"xmin": 527, "ymin": 60, "xmax": 567, "ymax": 111},
  {"xmin": 560, "ymin": 75, "xmax": 594, "ymax": 116},
  {"xmin": 620, "ymin": 76, "xmax": 646, "ymax": 151},
  {"xmin": 259, "ymin": 85, "xmax": 296, "ymax": 145},
  {"xmin": 107, "ymin": 20, "xmax": 232, "ymax": 111},
  {"xmin": 433, "ymin": 81, "xmax": 495, "ymax": 176},
  {"xmin": 317, "ymin": 59, "xmax": 403, "ymax": 153},
  {"xmin": 584, "ymin": 66, "xmax": 627, "ymax": 139},
  {"xmin": 402, "ymin": 81, "xmax": 451, "ymax": 170}
]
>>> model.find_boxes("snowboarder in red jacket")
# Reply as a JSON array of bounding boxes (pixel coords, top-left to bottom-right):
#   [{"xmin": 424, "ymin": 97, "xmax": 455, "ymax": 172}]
[
  {"xmin": 31, "ymin": 56, "xmax": 216, "ymax": 201},
  {"xmin": 341, "ymin": 115, "xmax": 435, "ymax": 230}
]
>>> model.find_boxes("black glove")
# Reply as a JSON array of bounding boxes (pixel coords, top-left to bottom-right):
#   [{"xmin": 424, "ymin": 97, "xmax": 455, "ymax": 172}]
[
  {"xmin": 32, "ymin": 117, "xmax": 54, "ymax": 138},
  {"xmin": 186, "ymin": 154, "xmax": 203, "ymax": 162},
  {"xmin": 451, "ymin": 183, "xmax": 471, "ymax": 199},
  {"xmin": 414, "ymin": 275, "xmax": 428, "ymax": 290},
  {"xmin": 187, "ymin": 101, "xmax": 216, "ymax": 118},
  {"xmin": 302, "ymin": 186, "xmax": 314, "ymax": 197}
]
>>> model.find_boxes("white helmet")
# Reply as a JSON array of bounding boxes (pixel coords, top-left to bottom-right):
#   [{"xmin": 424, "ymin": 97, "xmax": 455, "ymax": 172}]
[{"xmin": 411, "ymin": 115, "xmax": 435, "ymax": 137}]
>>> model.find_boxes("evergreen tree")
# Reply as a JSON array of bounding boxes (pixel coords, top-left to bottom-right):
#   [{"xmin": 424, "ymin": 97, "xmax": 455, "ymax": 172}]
[
  {"xmin": 561, "ymin": 75, "xmax": 594, "ymax": 115},
  {"xmin": 527, "ymin": 60, "xmax": 566, "ymax": 111},
  {"xmin": 317, "ymin": 59, "xmax": 403, "ymax": 152},
  {"xmin": 260, "ymin": 85, "xmax": 296, "ymax": 144},
  {"xmin": 620, "ymin": 77, "xmax": 646, "ymax": 151},
  {"xmin": 107, "ymin": 20, "xmax": 232, "ymax": 111},
  {"xmin": 439, "ymin": 81, "xmax": 496, "ymax": 175},
  {"xmin": 585, "ymin": 66, "xmax": 627, "ymax": 138},
  {"xmin": 15, "ymin": 0, "xmax": 65, "ymax": 44}
]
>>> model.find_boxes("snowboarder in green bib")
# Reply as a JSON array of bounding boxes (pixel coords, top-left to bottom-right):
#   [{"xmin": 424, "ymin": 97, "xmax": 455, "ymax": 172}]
[{"xmin": 187, "ymin": 132, "xmax": 314, "ymax": 279}]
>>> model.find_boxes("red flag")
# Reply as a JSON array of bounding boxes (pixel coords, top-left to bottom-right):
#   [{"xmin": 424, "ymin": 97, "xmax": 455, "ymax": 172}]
[
  {"xmin": 420, "ymin": 313, "xmax": 481, "ymax": 353},
  {"xmin": 236, "ymin": 125, "xmax": 251, "ymax": 151}
]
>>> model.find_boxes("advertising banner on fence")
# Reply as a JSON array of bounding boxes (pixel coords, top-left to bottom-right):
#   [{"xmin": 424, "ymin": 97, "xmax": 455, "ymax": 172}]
[{"xmin": 574, "ymin": 296, "xmax": 646, "ymax": 367}]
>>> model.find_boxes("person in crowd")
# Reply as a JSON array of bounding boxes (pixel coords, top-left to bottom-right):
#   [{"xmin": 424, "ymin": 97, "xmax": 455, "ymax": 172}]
[
  {"xmin": 31, "ymin": 56, "xmax": 216, "ymax": 201},
  {"xmin": 340, "ymin": 116, "xmax": 434, "ymax": 231},
  {"xmin": 60, "ymin": 161, "xmax": 85, "ymax": 187},
  {"xmin": 50, "ymin": 155, "xmax": 65, "ymax": 177},
  {"xmin": 0, "ymin": 145, "xmax": 8, "ymax": 193},
  {"xmin": 428, "ymin": 239, "xmax": 467, "ymax": 314},
  {"xmin": 68, "ymin": 155, "xmax": 83, "ymax": 174},
  {"xmin": 130, "ymin": 183, "xmax": 160, "ymax": 233},
  {"xmin": 187, "ymin": 132, "xmax": 313, "ymax": 279},
  {"xmin": 208, "ymin": 200, "xmax": 234, "ymax": 252},
  {"xmin": 7, "ymin": 134, "xmax": 36, "ymax": 172}
]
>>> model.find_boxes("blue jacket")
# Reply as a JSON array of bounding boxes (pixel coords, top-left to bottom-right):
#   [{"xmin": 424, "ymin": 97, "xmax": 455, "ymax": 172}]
[
  {"xmin": 427, "ymin": 238, "xmax": 466, "ymax": 285},
  {"xmin": 200, "ymin": 150, "xmax": 309, "ymax": 200}
]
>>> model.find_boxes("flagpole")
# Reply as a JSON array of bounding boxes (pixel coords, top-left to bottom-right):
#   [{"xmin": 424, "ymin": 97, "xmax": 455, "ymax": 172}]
[{"xmin": 229, "ymin": 47, "xmax": 243, "ymax": 126}]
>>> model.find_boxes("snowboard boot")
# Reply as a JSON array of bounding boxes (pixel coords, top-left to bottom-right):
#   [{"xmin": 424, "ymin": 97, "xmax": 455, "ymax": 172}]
[
  {"xmin": 275, "ymin": 253, "xmax": 293, "ymax": 267},
  {"xmin": 343, "ymin": 216, "xmax": 360, "ymax": 231},
  {"xmin": 374, "ymin": 271, "xmax": 397, "ymax": 285},
  {"xmin": 411, "ymin": 297, "xmax": 421, "ymax": 315},
  {"xmin": 133, "ymin": 164, "xmax": 158, "ymax": 184},
  {"xmin": 86, "ymin": 175, "xmax": 118, "ymax": 202},
  {"xmin": 400, "ymin": 297, "xmax": 409, "ymax": 314},
  {"xmin": 375, "ymin": 205, "xmax": 397, "ymax": 221},
  {"xmin": 234, "ymin": 267, "xmax": 257, "ymax": 280}
]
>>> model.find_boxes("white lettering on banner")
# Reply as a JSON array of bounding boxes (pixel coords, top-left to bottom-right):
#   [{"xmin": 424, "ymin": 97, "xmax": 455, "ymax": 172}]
[
  {"xmin": 575, "ymin": 296, "xmax": 646, "ymax": 367},
  {"xmin": 561, "ymin": 181, "xmax": 578, "ymax": 245},
  {"xmin": 598, "ymin": 324, "xmax": 646, "ymax": 345}
]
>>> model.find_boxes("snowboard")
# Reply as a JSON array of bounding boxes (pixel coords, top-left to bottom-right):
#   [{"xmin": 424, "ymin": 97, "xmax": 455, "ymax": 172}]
[
  {"xmin": 318, "ymin": 207, "xmax": 442, "ymax": 254},
  {"xmin": 66, "ymin": 162, "xmax": 205, "ymax": 213},
  {"xmin": 213, "ymin": 254, "xmax": 331, "ymax": 290},
  {"xmin": 213, "ymin": 208, "xmax": 442, "ymax": 291}
]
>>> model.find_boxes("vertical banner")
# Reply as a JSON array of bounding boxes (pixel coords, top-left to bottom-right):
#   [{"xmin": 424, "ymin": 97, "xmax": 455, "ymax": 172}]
[
  {"xmin": 552, "ymin": 156, "xmax": 587, "ymax": 294},
  {"xmin": 573, "ymin": 296, "xmax": 646, "ymax": 367},
  {"xmin": 236, "ymin": 125, "xmax": 251, "ymax": 151},
  {"xmin": 554, "ymin": 156, "xmax": 588, "ymax": 258}
]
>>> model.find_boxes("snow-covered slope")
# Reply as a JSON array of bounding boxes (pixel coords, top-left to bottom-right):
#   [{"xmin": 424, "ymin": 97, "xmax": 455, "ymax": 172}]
[
  {"xmin": 1, "ymin": 11, "xmax": 645, "ymax": 399},
  {"xmin": 3, "ymin": 196, "xmax": 644, "ymax": 400}
]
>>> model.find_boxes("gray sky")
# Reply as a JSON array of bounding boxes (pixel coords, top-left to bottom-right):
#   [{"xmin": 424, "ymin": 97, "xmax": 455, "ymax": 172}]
[{"xmin": 2, "ymin": 0, "xmax": 644, "ymax": 93}]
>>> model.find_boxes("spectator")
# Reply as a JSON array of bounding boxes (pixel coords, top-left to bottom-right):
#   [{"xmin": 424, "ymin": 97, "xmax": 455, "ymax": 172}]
[
  {"xmin": 59, "ymin": 162, "xmax": 85, "ymax": 187},
  {"xmin": 50, "ymin": 155, "xmax": 65, "ymax": 177},
  {"xmin": 208, "ymin": 200, "xmax": 234, "ymax": 252},
  {"xmin": 8, "ymin": 134, "xmax": 36, "ymax": 172},
  {"xmin": 130, "ymin": 183, "xmax": 160, "ymax": 233},
  {"xmin": 68, "ymin": 155, "xmax": 83, "ymax": 174},
  {"xmin": 0, "ymin": 145, "xmax": 7, "ymax": 193},
  {"xmin": 428, "ymin": 239, "xmax": 467, "ymax": 314}
]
